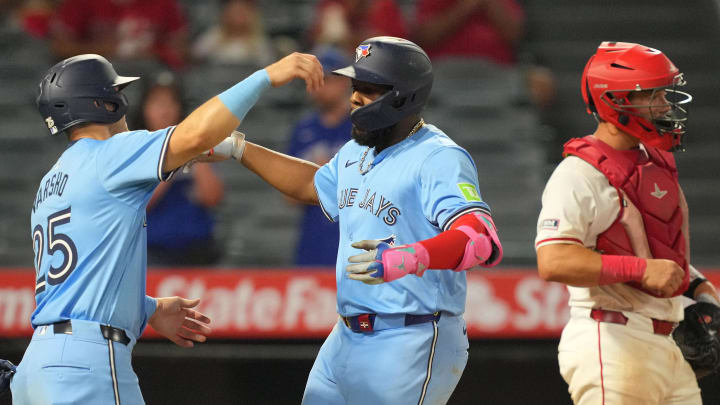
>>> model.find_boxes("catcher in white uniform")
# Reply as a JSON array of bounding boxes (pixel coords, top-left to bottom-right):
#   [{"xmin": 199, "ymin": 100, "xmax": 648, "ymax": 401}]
[{"xmin": 535, "ymin": 41, "xmax": 720, "ymax": 405}]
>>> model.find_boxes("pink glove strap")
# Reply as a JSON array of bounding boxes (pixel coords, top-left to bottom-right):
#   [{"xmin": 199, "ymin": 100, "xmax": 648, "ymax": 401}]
[
  {"xmin": 475, "ymin": 212, "xmax": 503, "ymax": 267},
  {"xmin": 598, "ymin": 255, "xmax": 647, "ymax": 285},
  {"xmin": 381, "ymin": 243, "xmax": 430, "ymax": 282},
  {"xmin": 454, "ymin": 225, "xmax": 492, "ymax": 271}
]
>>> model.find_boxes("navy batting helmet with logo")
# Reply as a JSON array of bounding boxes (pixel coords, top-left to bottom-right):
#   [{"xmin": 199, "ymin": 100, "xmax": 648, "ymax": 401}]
[
  {"xmin": 333, "ymin": 36, "xmax": 433, "ymax": 132},
  {"xmin": 37, "ymin": 54, "xmax": 140, "ymax": 136}
]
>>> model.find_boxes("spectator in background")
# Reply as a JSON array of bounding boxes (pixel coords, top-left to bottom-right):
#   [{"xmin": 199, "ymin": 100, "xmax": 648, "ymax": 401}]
[
  {"xmin": 191, "ymin": 0, "xmax": 274, "ymax": 66},
  {"xmin": 413, "ymin": 0, "xmax": 559, "ymax": 158},
  {"xmin": 308, "ymin": 0, "xmax": 407, "ymax": 52},
  {"xmin": 6, "ymin": 0, "xmax": 57, "ymax": 38},
  {"xmin": 287, "ymin": 47, "xmax": 352, "ymax": 266},
  {"xmin": 49, "ymin": 0, "xmax": 188, "ymax": 69},
  {"xmin": 136, "ymin": 72, "xmax": 225, "ymax": 266},
  {"xmin": 413, "ymin": 0, "xmax": 524, "ymax": 65}
]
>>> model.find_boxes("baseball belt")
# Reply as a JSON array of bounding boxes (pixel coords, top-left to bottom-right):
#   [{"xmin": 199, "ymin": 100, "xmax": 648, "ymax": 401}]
[
  {"xmin": 341, "ymin": 312, "xmax": 442, "ymax": 333},
  {"xmin": 50, "ymin": 320, "xmax": 131, "ymax": 345},
  {"xmin": 590, "ymin": 308, "xmax": 676, "ymax": 336}
]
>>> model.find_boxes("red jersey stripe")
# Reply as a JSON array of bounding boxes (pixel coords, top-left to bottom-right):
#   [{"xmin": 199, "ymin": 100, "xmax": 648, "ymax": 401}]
[{"xmin": 535, "ymin": 237, "xmax": 583, "ymax": 247}]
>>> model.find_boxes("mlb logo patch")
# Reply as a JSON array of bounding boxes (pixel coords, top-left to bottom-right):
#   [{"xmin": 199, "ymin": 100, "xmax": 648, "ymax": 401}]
[
  {"xmin": 541, "ymin": 219, "xmax": 560, "ymax": 230},
  {"xmin": 355, "ymin": 44, "xmax": 372, "ymax": 62}
]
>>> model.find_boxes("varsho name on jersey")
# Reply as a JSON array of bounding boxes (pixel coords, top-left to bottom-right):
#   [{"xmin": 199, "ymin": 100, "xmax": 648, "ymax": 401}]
[
  {"xmin": 33, "ymin": 171, "xmax": 69, "ymax": 213},
  {"xmin": 338, "ymin": 187, "xmax": 401, "ymax": 226}
]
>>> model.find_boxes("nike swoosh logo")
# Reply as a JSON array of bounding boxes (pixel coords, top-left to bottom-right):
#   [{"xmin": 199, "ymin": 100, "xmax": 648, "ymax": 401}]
[{"xmin": 345, "ymin": 160, "xmax": 358, "ymax": 168}]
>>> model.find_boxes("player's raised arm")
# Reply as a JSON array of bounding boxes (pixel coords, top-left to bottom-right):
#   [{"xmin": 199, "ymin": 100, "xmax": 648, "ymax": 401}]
[
  {"xmin": 241, "ymin": 142, "xmax": 321, "ymax": 205},
  {"xmin": 163, "ymin": 53, "xmax": 324, "ymax": 172},
  {"xmin": 194, "ymin": 132, "xmax": 322, "ymax": 205}
]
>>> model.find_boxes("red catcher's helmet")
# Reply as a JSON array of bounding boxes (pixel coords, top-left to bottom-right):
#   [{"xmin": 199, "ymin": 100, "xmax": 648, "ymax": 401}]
[{"xmin": 581, "ymin": 42, "xmax": 692, "ymax": 151}]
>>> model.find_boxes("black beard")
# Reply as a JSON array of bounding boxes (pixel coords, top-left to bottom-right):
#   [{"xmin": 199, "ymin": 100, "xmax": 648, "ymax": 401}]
[{"xmin": 351, "ymin": 124, "xmax": 396, "ymax": 150}]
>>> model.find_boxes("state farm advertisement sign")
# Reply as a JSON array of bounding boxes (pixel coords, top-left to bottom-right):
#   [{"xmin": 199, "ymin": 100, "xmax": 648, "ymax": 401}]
[
  {"xmin": 2, "ymin": 269, "xmax": 718, "ymax": 339},
  {"xmin": 150, "ymin": 270, "xmax": 339, "ymax": 338}
]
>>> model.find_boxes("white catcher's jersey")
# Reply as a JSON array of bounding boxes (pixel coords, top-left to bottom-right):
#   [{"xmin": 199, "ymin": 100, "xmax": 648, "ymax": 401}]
[{"xmin": 535, "ymin": 154, "xmax": 684, "ymax": 322}]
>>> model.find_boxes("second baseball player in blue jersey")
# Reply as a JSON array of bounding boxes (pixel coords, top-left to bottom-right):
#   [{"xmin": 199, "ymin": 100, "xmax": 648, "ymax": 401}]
[
  {"xmin": 208, "ymin": 37, "xmax": 505, "ymax": 405},
  {"xmin": 6, "ymin": 52, "xmax": 325, "ymax": 404},
  {"xmin": 30, "ymin": 128, "xmax": 173, "ymax": 335},
  {"xmin": 17, "ymin": 128, "xmax": 177, "ymax": 405}
]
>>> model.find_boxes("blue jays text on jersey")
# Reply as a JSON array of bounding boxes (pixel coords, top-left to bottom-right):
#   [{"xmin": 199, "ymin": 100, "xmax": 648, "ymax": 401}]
[
  {"xmin": 314, "ymin": 123, "xmax": 491, "ymax": 317},
  {"xmin": 337, "ymin": 187, "xmax": 401, "ymax": 225}
]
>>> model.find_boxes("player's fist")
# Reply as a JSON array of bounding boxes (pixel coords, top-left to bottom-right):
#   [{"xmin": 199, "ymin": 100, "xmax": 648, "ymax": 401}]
[
  {"xmin": 641, "ymin": 259, "xmax": 685, "ymax": 297},
  {"xmin": 264, "ymin": 52, "xmax": 324, "ymax": 93}
]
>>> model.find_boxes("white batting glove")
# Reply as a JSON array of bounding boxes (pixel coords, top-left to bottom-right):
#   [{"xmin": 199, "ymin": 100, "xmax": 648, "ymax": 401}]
[
  {"xmin": 205, "ymin": 130, "xmax": 246, "ymax": 161},
  {"xmin": 183, "ymin": 131, "xmax": 246, "ymax": 173}
]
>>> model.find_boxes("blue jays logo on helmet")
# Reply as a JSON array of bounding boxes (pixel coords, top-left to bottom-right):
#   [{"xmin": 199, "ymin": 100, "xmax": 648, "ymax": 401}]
[
  {"xmin": 333, "ymin": 37, "xmax": 433, "ymax": 132},
  {"xmin": 355, "ymin": 44, "xmax": 372, "ymax": 62}
]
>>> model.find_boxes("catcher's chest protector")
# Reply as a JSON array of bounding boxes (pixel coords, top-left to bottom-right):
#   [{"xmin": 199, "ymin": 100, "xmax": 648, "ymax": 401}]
[{"xmin": 563, "ymin": 136, "xmax": 689, "ymax": 296}]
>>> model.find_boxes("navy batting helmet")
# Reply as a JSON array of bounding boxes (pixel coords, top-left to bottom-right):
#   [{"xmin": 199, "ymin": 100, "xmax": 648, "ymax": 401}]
[
  {"xmin": 37, "ymin": 54, "xmax": 140, "ymax": 136},
  {"xmin": 333, "ymin": 36, "xmax": 433, "ymax": 132}
]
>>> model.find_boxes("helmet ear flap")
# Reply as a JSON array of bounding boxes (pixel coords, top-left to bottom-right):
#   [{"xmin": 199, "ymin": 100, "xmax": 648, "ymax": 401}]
[
  {"xmin": 583, "ymin": 78, "xmax": 602, "ymax": 123},
  {"xmin": 584, "ymin": 79, "xmax": 598, "ymax": 115},
  {"xmin": 581, "ymin": 55, "xmax": 600, "ymax": 120}
]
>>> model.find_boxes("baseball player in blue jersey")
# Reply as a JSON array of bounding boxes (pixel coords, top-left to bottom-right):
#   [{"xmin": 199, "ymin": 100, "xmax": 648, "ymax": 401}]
[
  {"xmin": 2, "ymin": 52, "xmax": 324, "ymax": 404},
  {"xmin": 207, "ymin": 36, "xmax": 504, "ymax": 404}
]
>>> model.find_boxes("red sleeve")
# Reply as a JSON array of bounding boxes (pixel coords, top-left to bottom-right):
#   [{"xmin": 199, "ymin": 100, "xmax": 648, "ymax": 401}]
[
  {"xmin": 417, "ymin": 212, "xmax": 489, "ymax": 269},
  {"xmin": 53, "ymin": 0, "xmax": 89, "ymax": 37}
]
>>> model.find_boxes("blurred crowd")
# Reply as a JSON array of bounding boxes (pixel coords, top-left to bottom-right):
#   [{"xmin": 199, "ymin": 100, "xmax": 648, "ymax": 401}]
[
  {"xmin": 0, "ymin": 0, "xmax": 552, "ymax": 71},
  {"xmin": 0, "ymin": 0, "xmax": 558, "ymax": 266}
]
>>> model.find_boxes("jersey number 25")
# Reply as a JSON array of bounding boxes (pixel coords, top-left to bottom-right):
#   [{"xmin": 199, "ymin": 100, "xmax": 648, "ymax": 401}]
[{"xmin": 32, "ymin": 207, "xmax": 78, "ymax": 294}]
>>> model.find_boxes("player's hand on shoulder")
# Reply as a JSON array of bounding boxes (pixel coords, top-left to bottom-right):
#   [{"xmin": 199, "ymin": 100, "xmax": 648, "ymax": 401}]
[
  {"xmin": 642, "ymin": 259, "xmax": 685, "ymax": 298},
  {"xmin": 149, "ymin": 297, "xmax": 212, "ymax": 348},
  {"xmin": 265, "ymin": 52, "xmax": 324, "ymax": 92}
]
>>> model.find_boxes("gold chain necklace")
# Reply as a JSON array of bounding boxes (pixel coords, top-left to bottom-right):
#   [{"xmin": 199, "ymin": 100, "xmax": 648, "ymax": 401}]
[{"xmin": 358, "ymin": 118, "xmax": 425, "ymax": 175}]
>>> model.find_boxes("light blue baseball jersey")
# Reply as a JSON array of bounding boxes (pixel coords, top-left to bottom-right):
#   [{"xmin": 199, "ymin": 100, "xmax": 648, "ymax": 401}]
[
  {"xmin": 29, "ymin": 126, "xmax": 176, "ymax": 338},
  {"xmin": 314, "ymin": 123, "xmax": 491, "ymax": 316}
]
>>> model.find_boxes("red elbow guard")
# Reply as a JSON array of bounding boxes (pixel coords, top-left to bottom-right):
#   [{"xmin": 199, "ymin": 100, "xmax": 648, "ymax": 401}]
[
  {"xmin": 451, "ymin": 212, "xmax": 503, "ymax": 269},
  {"xmin": 418, "ymin": 211, "xmax": 503, "ymax": 270}
]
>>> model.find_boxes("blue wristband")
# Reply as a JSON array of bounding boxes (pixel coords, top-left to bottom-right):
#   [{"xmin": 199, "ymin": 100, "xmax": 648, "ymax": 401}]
[{"xmin": 217, "ymin": 69, "xmax": 271, "ymax": 121}]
